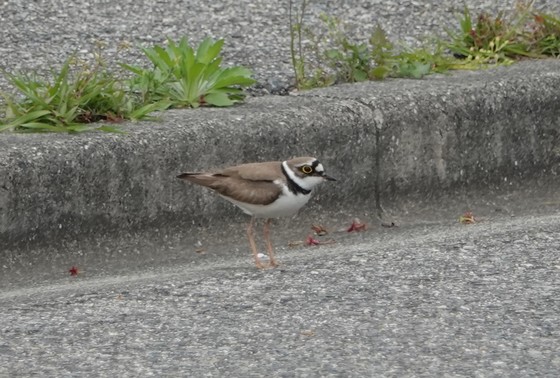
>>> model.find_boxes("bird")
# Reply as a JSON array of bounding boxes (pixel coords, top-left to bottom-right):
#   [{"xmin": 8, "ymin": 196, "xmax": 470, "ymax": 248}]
[{"xmin": 177, "ymin": 156, "xmax": 336, "ymax": 268}]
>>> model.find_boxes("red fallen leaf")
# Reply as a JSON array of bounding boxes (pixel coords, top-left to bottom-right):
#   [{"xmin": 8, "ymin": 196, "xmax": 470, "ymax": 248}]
[
  {"xmin": 305, "ymin": 235, "xmax": 336, "ymax": 246},
  {"xmin": 69, "ymin": 266, "xmax": 79, "ymax": 276},
  {"xmin": 306, "ymin": 235, "xmax": 321, "ymax": 246},
  {"xmin": 311, "ymin": 224, "xmax": 328, "ymax": 236},
  {"xmin": 347, "ymin": 218, "xmax": 367, "ymax": 232},
  {"xmin": 459, "ymin": 211, "xmax": 476, "ymax": 224}
]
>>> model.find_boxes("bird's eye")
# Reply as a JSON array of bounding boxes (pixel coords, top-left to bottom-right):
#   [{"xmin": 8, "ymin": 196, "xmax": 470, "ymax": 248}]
[{"xmin": 301, "ymin": 165, "xmax": 313, "ymax": 174}]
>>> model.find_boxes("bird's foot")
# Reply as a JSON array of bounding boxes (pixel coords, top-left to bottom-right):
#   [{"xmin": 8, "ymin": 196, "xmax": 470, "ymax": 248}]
[
  {"xmin": 267, "ymin": 260, "xmax": 279, "ymax": 268},
  {"xmin": 254, "ymin": 260, "xmax": 268, "ymax": 269},
  {"xmin": 254, "ymin": 259, "xmax": 279, "ymax": 269}
]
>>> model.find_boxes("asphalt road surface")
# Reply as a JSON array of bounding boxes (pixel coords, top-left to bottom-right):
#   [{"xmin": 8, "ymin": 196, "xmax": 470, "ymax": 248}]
[{"xmin": 1, "ymin": 205, "xmax": 559, "ymax": 377}]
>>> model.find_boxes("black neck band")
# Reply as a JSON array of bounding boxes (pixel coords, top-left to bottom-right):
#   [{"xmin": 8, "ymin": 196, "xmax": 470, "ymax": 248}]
[{"xmin": 281, "ymin": 164, "xmax": 311, "ymax": 195}]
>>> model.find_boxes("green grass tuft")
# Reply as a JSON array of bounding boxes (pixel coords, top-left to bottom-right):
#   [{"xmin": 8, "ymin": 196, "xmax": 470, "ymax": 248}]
[
  {"xmin": 0, "ymin": 37, "xmax": 256, "ymax": 133},
  {"xmin": 121, "ymin": 37, "xmax": 256, "ymax": 109},
  {"xmin": 0, "ymin": 56, "xmax": 145, "ymax": 133},
  {"xmin": 289, "ymin": 1, "xmax": 560, "ymax": 90}
]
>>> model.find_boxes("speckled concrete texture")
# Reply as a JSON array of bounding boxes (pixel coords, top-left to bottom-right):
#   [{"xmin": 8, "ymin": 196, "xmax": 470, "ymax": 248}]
[
  {"xmin": 1, "ymin": 0, "xmax": 559, "ymax": 94},
  {"xmin": 1, "ymin": 59, "xmax": 559, "ymax": 252},
  {"xmin": 300, "ymin": 60, "xmax": 560, "ymax": 199},
  {"xmin": 1, "ymin": 213, "xmax": 559, "ymax": 377},
  {"xmin": 1, "ymin": 2, "xmax": 560, "ymax": 375}
]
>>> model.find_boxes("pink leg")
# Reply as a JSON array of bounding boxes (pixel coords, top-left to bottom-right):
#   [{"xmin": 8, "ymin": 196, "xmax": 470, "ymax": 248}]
[
  {"xmin": 263, "ymin": 218, "xmax": 279, "ymax": 267},
  {"xmin": 247, "ymin": 217, "xmax": 265, "ymax": 269}
]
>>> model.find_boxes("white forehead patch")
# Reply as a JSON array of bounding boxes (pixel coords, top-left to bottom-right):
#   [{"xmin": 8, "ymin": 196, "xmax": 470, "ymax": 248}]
[{"xmin": 315, "ymin": 163, "xmax": 324, "ymax": 173}]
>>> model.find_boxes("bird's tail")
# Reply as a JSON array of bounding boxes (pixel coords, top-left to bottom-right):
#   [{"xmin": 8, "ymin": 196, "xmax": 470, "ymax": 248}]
[{"xmin": 177, "ymin": 172, "xmax": 200, "ymax": 179}]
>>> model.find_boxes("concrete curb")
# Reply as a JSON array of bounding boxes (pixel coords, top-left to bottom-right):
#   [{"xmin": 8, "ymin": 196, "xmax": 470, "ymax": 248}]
[{"xmin": 1, "ymin": 59, "xmax": 559, "ymax": 253}]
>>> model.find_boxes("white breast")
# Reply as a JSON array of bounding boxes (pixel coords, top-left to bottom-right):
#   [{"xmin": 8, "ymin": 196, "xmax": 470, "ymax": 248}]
[{"xmin": 221, "ymin": 184, "xmax": 312, "ymax": 218}]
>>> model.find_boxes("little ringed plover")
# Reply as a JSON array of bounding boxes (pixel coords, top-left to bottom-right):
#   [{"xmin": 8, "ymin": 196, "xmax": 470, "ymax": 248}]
[{"xmin": 177, "ymin": 156, "xmax": 336, "ymax": 268}]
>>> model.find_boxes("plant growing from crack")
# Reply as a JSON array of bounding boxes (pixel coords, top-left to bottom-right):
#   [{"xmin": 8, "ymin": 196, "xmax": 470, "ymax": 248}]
[
  {"xmin": 0, "ymin": 37, "xmax": 256, "ymax": 133},
  {"xmin": 288, "ymin": 0, "xmax": 560, "ymax": 90},
  {"xmin": 121, "ymin": 37, "xmax": 255, "ymax": 108}
]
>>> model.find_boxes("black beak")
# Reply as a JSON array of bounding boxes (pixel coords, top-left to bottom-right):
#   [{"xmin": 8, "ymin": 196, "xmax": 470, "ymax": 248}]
[{"xmin": 323, "ymin": 173, "xmax": 337, "ymax": 181}]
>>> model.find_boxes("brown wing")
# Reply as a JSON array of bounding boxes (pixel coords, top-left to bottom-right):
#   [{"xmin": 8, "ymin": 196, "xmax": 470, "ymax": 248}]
[
  {"xmin": 211, "ymin": 176, "xmax": 282, "ymax": 205},
  {"xmin": 178, "ymin": 161, "xmax": 284, "ymax": 205},
  {"xmin": 219, "ymin": 161, "xmax": 285, "ymax": 182}
]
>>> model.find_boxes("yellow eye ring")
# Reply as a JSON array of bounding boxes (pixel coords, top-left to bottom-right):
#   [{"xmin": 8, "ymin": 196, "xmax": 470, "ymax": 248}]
[{"xmin": 301, "ymin": 165, "xmax": 313, "ymax": 174}]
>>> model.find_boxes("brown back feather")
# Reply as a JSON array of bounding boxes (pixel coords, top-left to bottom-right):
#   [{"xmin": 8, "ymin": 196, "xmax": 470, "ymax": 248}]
[{"xmin": 178, "ymin": 161, "xmax": 284, "ymax": 205}]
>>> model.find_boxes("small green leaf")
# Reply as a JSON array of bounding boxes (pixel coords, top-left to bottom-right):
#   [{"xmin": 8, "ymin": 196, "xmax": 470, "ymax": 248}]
[
  {"xmin": 119, "ymin": 63, "xmax": 145, "ymax": 76},
  {"xmin": 371, "ymin": 65, "xmax": 390, "ymax": 80},
  {"xmin": 129, "ymin": 100, "xmax": 171, "ymax": 120},
  {"xmin": 6, "ymin": 110, "xmax": 52, "ymax": 127},
  {"xmin": 352, "ymin": 69, "xmax": 367, "ymax": 82},
  {"xmin": 212, "ymin": 67, "xmax": 256, "ymax": 89},
  {"xmin": 370, "ymin": 25, "xmax": 392, "ymax": 49},
  {"xmin": 143, "ymin": 46, "xmax": 170, "ymax": 71},
  {"xmin": 66, "ymin": 125, "xmax": 92, "ymax": 133},
  {"xmin": 398, "ymin": 62, "xmax": 432, "ymax": 78},
  {"xmin": 19, "ymin": 122, "xmax": 67, "ymax": 132},
  {"xmin": 325, "ymin": 49, "xmax": 343, "ymax": 60},
  {"xmin": 0, "ymin": 124, "xmax": 15, "ymax": 132},
  {"xmin": 204, "ymin": 92, "xmax": 235, "ymax": 107},
  {"xmin": 196, "ymin": 38, "xmax": 224, "ymax": 64}
]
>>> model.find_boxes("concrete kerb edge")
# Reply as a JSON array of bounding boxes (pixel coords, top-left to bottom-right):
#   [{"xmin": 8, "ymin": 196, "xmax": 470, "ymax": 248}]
[
  {"xmin": 297, "ymin": 59, "xmax": 560, "ymax": 206},
  {"xmin": 0, "ymin": 95, "xmax": 376, "ymax": 251},
  {"xmin": 1, "ymin": 59, "xmax": 559, "ymax": 255}
]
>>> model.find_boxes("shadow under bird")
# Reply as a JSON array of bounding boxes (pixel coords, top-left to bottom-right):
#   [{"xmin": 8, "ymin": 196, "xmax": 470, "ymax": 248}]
[{"xmin": 177, "ymin": 156, "xmax": 336, "ymax": 268}]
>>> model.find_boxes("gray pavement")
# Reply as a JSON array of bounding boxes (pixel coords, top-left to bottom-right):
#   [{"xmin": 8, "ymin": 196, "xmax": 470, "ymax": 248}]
[{"xmin": 1, "ymin": 200, "xmax": 559, "ymax": 377}]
